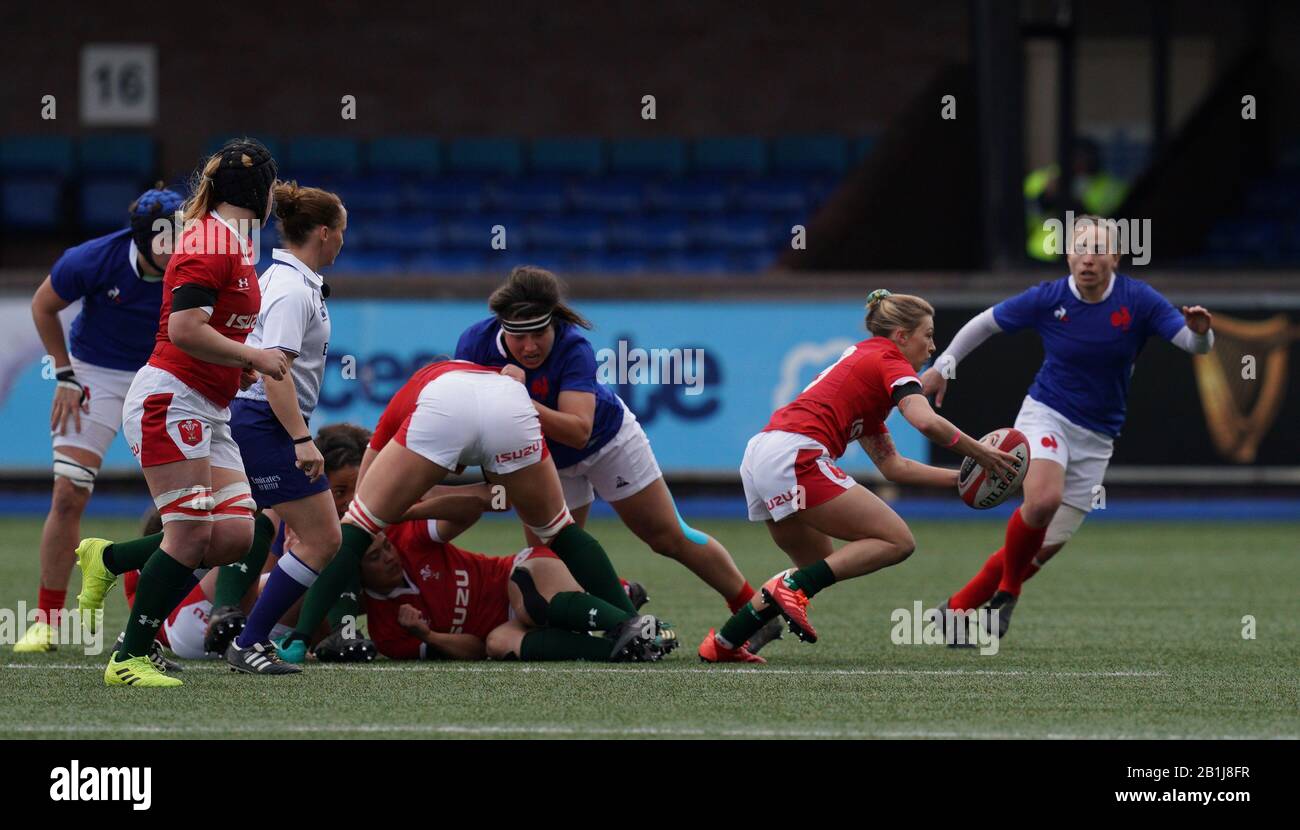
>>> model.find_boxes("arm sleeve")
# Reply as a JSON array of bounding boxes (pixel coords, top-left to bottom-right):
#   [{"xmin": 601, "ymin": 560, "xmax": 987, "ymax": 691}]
[
  {"xmin": 557, "ymin": 340, "xmax": 599, "ymax": 394},
  {"xmin": 934, "ymin": 307, "xmax": 1001, "ymax": 370},
  {"xmin": 1169, "ymin": 326, "xmax": 1215, "ymax": 354},
  {"xmin": 991, "ymin": 285, "xmax": 1042, "ymax": 334},
  {"xmin": 48, "ymin": 250, "xmax": 91, "ymax": 303},
  {"xmin": 1139, "ymin": 282, "xmax": 1193, "ymax": 343},
  {"xmin": 170, "ymin": 252, "xmax": 229, "ymax": 292},
  {"xmin": 453, "ymin": 327, "xmax": 476, "ymax": 361},
  {"xmin": 259, "ymin": 286, "xmax": 313, "ymax": 355}
]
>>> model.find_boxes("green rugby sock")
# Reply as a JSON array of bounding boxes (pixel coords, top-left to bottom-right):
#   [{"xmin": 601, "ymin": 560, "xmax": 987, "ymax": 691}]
[
  {"xmin": 293, "ymin": 523, "xmax": 371, "ymax": 639},
  {"xmin": 547, "ymin": 591, "xmax": 633, "ymax": 632},
  {"xmin": 118, "ymin": 549, "xmax": 192, "ymax": 658},
  {"xmin": 212, "ymin": 513, "xmax": 276, "ymax": 608},
  {"xmin": 327, "ymin": 572, "xmax": 363, "ymax": 633},
  {"xmin": 716, "ymin": 601, "xmax": 779, "ymax": 649},
  {"xmin": 548, "ymin": 524, "xmax": 635, "ymax": 614},
  {"xmin": 789, "ymin": 560, "xmax": 836, "ymax": 599},
  {"xmin": 103, "ymin": 532, "xmax": 164, "ymax": 575},
  {"xmin": 519, "ymin": 628, "xmax": 617, "ymax": 661}
]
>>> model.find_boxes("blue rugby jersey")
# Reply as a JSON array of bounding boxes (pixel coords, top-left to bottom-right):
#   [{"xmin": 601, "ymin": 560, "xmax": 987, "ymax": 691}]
[
  {"xmin": 992, "ymin": 273, "xmax": 1185, "ymax": 437},
  {"xmin": 48, "ymin": 229, "xmax": 162, "ymax": 371},
  {"xmin": 455, "ymin": 317, "xmax": 625, "ymax": 468}
]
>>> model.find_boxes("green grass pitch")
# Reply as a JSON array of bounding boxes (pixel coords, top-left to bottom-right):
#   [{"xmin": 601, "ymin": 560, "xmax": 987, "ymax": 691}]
[{"xmin": 1, "ymin": 515, "xmax": 1296, "ymax": 739}]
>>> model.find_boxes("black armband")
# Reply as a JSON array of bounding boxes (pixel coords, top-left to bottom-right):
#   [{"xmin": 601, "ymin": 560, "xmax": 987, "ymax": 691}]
[
  {"xmin": 891, "ymin": 381, "xmax": 924, "ymax": 404},
  {"xmin": 171, "ymin": 283, "xmax": 219, "ymax": 312}
]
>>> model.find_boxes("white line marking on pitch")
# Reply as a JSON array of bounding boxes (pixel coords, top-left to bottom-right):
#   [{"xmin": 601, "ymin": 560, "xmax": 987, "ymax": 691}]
[
  {"xmin": 0, "ymin": 723, "xmax": 1292, "ymax": 740},
  {"xmin": 0, "ymin": 662, "xmax": 1166, "ymax": 678}
]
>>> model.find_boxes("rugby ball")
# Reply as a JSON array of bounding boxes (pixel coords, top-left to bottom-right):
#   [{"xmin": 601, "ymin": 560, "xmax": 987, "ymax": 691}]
[{"xmin": 957, "ymin": 428, "xmax": 1030, "ymax": 510}]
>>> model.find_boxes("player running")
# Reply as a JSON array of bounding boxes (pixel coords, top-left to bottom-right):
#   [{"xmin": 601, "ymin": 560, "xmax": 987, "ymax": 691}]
[
  {"xmin": 15, "ymin": 187, "xmax": 183, "ymax": 653},
  {"xmin": 210, "ymin": 182, "xmax": 349, "ymax": 675},
  {"xmin": 699, "ymin": 290, "xmax": 1019, "ymax": 662},
  {"xmin": 74, "ymin": 138, "xmax": 289, "ymax": 687},
  {"xmin": 923, "ymin": 215, "xmax": 1214, "ymax": 639},
  {"xmin": 364, "ymin": 517, "xmax": 664, "ymax": 662},
  {"xmin": 282, "ymin": 358, "xmax": 678, "ymax": 658},
  {"xmin": 457, "ymin": 266, "xmax": 773, "ymax": 643}
]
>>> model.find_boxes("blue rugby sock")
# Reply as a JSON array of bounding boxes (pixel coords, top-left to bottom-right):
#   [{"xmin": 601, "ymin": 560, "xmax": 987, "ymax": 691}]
[{"xmin": 236, "ymin": 552, "xmax": 318, "ymax": 648}]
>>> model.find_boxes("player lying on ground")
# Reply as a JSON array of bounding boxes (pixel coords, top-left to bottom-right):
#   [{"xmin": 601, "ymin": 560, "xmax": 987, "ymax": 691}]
[
  {"xmin": 15, "ymin": 186, "xmax": 184, "ymax": 653},
  {"xmin": 282, "ymin": 358, "xmax": 678, "ymax": 660},
  {"xmin": 74, "ymin": 138, "xmax": 289, "ymax": 688},
  {"xmin": 456, "ymin": 267, "xmax": 779, "ymax": 651},
  {"xmin": 922, "ymin": 215, "xmax": 1214, "ymax": 641},
  {"xmin": 700, "ymin": 290, "xmax": 1020, "ymax": 663},
  {"xmin": 362, "ymin": 517, "xmax": 662, "ymax": 661}
]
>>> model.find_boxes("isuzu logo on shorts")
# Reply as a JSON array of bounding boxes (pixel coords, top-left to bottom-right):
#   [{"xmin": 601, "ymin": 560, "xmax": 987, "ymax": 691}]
[
  {"xmin": 177, "ymin": 419, "xmax": 203, "ymax": 447},
  {"xmin": 495, "ymin": 439, "xmax": 543, "ymax": 465}
]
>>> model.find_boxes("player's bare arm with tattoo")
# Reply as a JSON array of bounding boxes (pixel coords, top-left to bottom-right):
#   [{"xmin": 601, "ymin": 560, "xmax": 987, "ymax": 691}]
[{"xmin": 859, "ymin": 433, "xmax": 959, "ymax": 488}]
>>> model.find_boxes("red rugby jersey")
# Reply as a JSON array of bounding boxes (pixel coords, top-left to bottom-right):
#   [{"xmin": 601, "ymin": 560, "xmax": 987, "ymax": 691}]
[
  {"xmin": 149, "ymin": 213, "xmax": 260, "ymax": 407},
  {"xmin": 368, "ymin": 360, "xmax": 500, "ymax": 451},
  {"xmin": 763, "ymin": 336, "xmax": 920, "ymax": 458},
  {"xmin": 363, "ymin": 519, "xmax": 514, "ymax": 659}
]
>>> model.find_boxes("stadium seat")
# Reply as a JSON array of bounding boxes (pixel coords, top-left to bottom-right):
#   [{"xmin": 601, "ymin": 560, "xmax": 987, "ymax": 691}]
[
  {"xmin": 569, "ymin": 251, "xmax": 652, "ymax": 274},
  {"xmin": 607, "ymin": 215, "xmax": 691, "ymax": 251},
  {"xmin": 404, "ymin": 176, "xmax": 487, "ymax": 212},
  {"xmin": 366, "ymin": 137, "xmax": 441, "ymax": 176},
  {"xmin": 333, "ymin": 176, "xmax": 404, "ymax": 213},
  {"xmin": 447, "ymin": 138, "xmax": 524, "ymax": 177},
  {"xmin": 361, "ymin": 213, "xmax": 441, "ymax": 251},
  {"xmin": 286, "ymin": 136, "xmax": 361, "ymax": 177},
  {"xmin": 568, "ymin": 178, "xmax": 646, "ymax": 213},
  {"xmin": 79, "ymin": 135, "xmax": 155, "ymax": 176},
  {"xmin": 734, "ymin": 177, "xmax": 810, "ymax": 212},
  {"xmin": 690, "ymin": 214, "xmax": 772, "ymax": 250},
  {"xmin": 79, "ymin": 176, "xmax": 143, "ymax": 230},
  {"xmin": 325, "ymin": 250, "xmax": 406, "ymax": 274},
  {"xmin": 0, "ymin": 136, "xmax": 75, "ymax": 175},
  {"xmin": 530, "ymin": 138, "xmax": 604, "ymax": 176},
  {"xmin": 203, "ymin": 135, "xmax": 282, "ymax": 163},
  {"xmin": 652, "ymin": 251, "xmax": 732, "ymax": 274},
  {"xmin": 485, "ymin": 177, "xmax": 569, "ymax": 212},
  {"xmin": 645, "ymin": 179, "xmax": 730, "ymax": 212},
  {"xmin": 770, "ymin": 135, "xmax": 848, "ymax": 175},
  {"xmin": 730, "ymin": 250, "xmax": 778, "ymax": 272},
  {"xmin": 405, "ymin": 250, "xmax": 491, "ymax": 274},
  {"xmin": 609, "ymin": 138, "xmax": 687, "ymax": 176},
  {"xmin": 526, "ymin": 214, "xmax": 607, "ymax": 251},
  {"xmin": 441, "ymin": 213, "xmax": 524, "ymax": 249},
  {"xmin": 1, "ymin": 176, "xmax": 63, "ymax": 230},
  {"xmin": 691, "ymin": 137, "xmax": 767, "ymax": 176}
]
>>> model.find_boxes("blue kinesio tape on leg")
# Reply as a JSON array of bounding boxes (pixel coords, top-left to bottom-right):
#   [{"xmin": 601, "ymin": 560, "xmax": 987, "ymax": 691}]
[{"xmin": 674, "ymin": 503, "xmax": 710, "ymax": 546}]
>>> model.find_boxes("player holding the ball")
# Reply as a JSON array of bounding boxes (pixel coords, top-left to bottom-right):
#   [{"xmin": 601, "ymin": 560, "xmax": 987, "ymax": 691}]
[
  {"xmin": 923, "ymin": 215, "xmax": 1214, "ymax": 639},
  {"xmin": 699, "ymin": 290, "xmax": 1020, "ymax": 662}
]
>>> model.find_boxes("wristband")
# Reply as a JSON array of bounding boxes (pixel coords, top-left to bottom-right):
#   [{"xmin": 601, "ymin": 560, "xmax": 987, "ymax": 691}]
[
  {"xmin": 946, "ymin": 431, "xmax": 961, "ymax": 448},
  {"xmin": 55, "ymin": 368, "xmax": 76, "ymax": 382},
  {"xmin": 293, "ymin": 435, "xmax": 313, "ymax": 445}
]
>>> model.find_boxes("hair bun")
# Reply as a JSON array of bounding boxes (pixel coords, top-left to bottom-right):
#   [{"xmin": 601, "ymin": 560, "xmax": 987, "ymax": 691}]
[{"xmin": 865, "ymin": 289, "xmax": 893, "ymax": 314}]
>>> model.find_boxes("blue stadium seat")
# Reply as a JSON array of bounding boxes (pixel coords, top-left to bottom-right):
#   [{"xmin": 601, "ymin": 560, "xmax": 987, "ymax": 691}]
[
  {"xmin": 406, "ymin": 250, "xmax": 490, "ymax": 274},
  {"xmin": 530, "ymin": 138, "xmax": 604, "ymax": 176},
  {"xmin": 516, "ymin": 249, "xmax": 573, "ymax": 272},
  {"xmin": 526, "ymin": 214, "xmax": 607, "ymax": 251},
  {"xmin": 286, "ymin": 137, "xmax": 361, "ymax": 177},
  {"xmin": 486, "ymin": 177, "xmax": 568, "ymax": 212},
  {"xmin": 770, "ymin": 136, "xmax": 848, "ymax": 175},
  {"xmin": 367, "ymin": 137, "xmax": 441, "ymax": 176},
  {"xmin": 334, "ymin": 176, "xmax": 404, "ymax": 213},
  {"xmin": 568, "ymin": 178, "xmax": 645, "ymax": 212},
  {"xmin": 447, "ymin": 138, "xmax": 524, "ymax": 176},
  {"xmin": 608, "ymin": 138, "xmax": 687, "ymax": 176},
  {"xmin": 691, "ymin": 137, "xmax": 766, "ymax": 176},
  {"xmin": 1, "ymin": 177, "xmax": 63, "ymax": 229},
  {"xmin": 607, "ymin": 215, "xmax": 691, "ymax": 251},
  {"xmin": 361, "ymin": 213, "xmax": 441, "ymax": 251},
  {"xmin": 325, "ymin": 250, "xmax": 406, "ymax": 274},
  {"xmin": 1245, "ymin": 178, "xmax": 1299, "ymax": 216},
  {"xmin": 730, "ymin": 250, "xmax": 778, "ymax": 272},
  {"xmin": 0, "ymin": 136, "xmax": 75, "ymax": 175},
  {"xmin": 735, "ymin": 177, "xmax": 809, "ymax": 212},
  {"xmin": 690, "ymin": 214, "xmax": 771, "ymax": 249},
  {"xmin": 80, "ymin": 177, "xmax": 142, "ymax": 230},
  {"xmin": 569, "ymin": 251, "xmax": 651, "ymax": 274},
  {"xmin": 645, "ymin": 180, "xmax": 730, "ymax": 212},
  {"xmin": 652, "ymin": 251, "xmax": 731, "ymax": 274},
  {"xmin": 405, "ymin": 177, "xmax": 487, "ymax": 212},
  {"xmin": 80, "ymin": 135, "xmax": 155, "ymax": 175},
  {"xmin": 441, "ymin": 213, "xmax": 524, "ymax": 249}
]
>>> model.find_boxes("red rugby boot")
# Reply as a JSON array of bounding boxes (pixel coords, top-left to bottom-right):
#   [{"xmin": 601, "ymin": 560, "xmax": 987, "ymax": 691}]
[
  {"xmin": 761, "ymin": 570, "xmax": 818, "ymax": 643},
  {"xmin": 697, "ymin": 629, "xmax": 766, "ymax": 664}
]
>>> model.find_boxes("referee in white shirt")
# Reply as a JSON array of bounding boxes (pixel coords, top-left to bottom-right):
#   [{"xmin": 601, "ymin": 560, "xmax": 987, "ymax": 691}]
[{"xmin": 217, "ymin": 182, "xmax": 348, "ymax": 673}]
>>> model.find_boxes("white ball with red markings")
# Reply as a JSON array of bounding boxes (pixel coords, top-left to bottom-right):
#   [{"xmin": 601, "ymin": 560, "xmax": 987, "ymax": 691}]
[{"xmin": 957, "ymin": 427, "xmax": 1030, "ymax": 510}]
